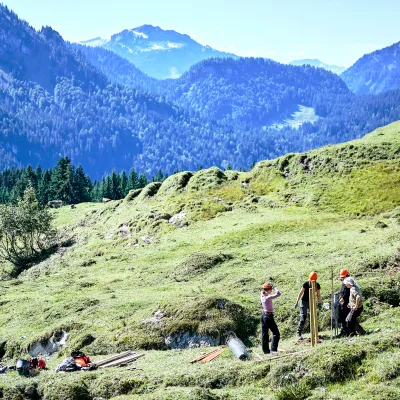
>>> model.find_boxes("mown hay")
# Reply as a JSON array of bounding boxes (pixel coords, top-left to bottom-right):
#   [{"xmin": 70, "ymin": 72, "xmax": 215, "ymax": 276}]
[{"xmin": 173, "ymin": 252, "xmax": 233, "ymax": 281}]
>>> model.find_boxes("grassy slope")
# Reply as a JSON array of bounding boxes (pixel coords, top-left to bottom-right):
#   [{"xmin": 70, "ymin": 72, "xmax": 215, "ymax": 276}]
[{"xmin": 1, "ymin": 122, "xmax": 400, "ymax": 399}]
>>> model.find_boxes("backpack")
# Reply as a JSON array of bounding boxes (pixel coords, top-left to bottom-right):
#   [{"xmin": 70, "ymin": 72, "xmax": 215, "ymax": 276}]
[
  {"xmin": 55, "ymin": 357, "xmax": 80, "ymax": 373},
  {"xmin": 16, "ymin": 359, "xmax": 30, "ymax": 376}
]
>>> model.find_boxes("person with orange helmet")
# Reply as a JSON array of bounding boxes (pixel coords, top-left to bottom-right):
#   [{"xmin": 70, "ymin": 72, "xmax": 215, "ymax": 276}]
[
  {"xmin": 335, "ymin": 268, "xmax": 351, "ymax": 337},
  {"xmin": 294, "ymin": 271, "xmax": 322, "ymax": 340},
  {"xmin": 260, "ymin": 281, "xmax": 281, "ymax": 354}
]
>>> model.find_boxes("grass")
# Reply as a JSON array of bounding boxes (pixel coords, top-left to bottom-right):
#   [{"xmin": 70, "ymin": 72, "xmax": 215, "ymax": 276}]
[{"xmin": 1, "ymin": 122, "xmax": 400, "ymax": 398}]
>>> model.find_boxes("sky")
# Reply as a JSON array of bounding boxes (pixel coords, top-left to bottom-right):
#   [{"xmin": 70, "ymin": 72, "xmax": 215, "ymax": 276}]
[{"xmin": 2, "ymin": 0, "xmax": 399, "ymax": 67}]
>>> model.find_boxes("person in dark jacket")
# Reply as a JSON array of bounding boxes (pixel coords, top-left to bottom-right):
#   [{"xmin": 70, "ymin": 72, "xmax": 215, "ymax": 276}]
[
  {"xmin": 336, "ymin": 269, "xmax": 350, "ymax": 337},
  {"xmin": 343, "ymin": 277, "xmax": 364, "ymax": 335},
  {"xmin": 294, "ymin": 272, "xmax": 322, "ymax": 340}
]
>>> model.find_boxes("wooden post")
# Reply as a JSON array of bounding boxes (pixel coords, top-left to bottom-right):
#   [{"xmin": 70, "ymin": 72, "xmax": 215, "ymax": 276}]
[
  {"xmin": 310, "ymin": 280, "xmax": 318, "ymax": 347},
  {"xmin": 309, "ymin": 285, "xmax": 315, "ymax": 347}
]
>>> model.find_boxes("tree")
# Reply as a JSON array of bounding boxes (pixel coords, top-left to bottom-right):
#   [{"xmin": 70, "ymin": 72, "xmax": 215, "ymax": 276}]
[
  {"xmin": 72, "ymin": 164, "xmax": 91, "ymax": 203},
  {"xmin": 51, "ymin": 157, "xmax": 74, "ymax": 203},
  {"xmin": 137, "ymin": 173, "xmax": 148, "ymax": 188},
  {"xmin": 0, "ymin": 185, "xmax": 56, "ymax": 276},
  {"xmin": 119, "ymin": 171, "xmax": 128, "ymax": 197},
  {"xmin": 127, "ymin": 168, "xmax": 138, "ymax": 191}
]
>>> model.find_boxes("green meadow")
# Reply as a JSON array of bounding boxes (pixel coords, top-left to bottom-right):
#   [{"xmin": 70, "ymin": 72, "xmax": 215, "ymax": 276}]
[{"xmin": 1, "ymin": 122, "xmax": 400, "ymax": 399}]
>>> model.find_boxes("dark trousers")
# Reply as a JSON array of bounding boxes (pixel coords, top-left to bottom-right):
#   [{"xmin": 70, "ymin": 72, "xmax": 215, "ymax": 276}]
[
  {"xmin": 339, "ymin": 302, "xmax": 350, "ymax": 332},
  {"xmin": 297, "ymin": 301, "xmax": 309, "ymax": 335},
  {"xmin": 261, "ymin": 313, "xmax": 280, "ymax": 353},
  {"xmin": 345, "ymin": 306, "xmax": 363, "ymax": 334}
]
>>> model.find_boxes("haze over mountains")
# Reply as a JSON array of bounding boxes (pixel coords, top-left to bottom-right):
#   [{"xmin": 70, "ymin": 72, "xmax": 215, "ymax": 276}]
[
  {"xmin": 1, "ymin": 4, "xmax": 400, "ymax": 179},
  {"xmin": 80, "ymin": 25, "xmax": 237, "ymax": 79},
  {"xmin": 288, "ymin": 59, "xmax": 346, "ymax": 75}
]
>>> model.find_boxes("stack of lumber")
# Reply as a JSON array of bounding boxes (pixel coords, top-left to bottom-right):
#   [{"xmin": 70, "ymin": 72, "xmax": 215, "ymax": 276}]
[
  {"xmin": 95, "ymin": 351, "xmax": 144, "ymax": 368},
  {"xmin": 190, "ymin": 348, "xmax": 226, "ymax": 364}
]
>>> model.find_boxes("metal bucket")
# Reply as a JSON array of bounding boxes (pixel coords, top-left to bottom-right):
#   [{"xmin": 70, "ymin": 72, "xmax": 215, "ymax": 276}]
[{"xmin": 226, "ymin": 334, "xmax": 250, "ymax": 360}]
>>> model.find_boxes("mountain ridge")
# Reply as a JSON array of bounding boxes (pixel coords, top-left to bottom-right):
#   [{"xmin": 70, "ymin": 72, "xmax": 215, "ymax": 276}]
[
  {"xmin": 341, "ymin": 41, "xmax": 400, "ymax": 94},
  {"xmin": 80, "ymin": 24, "xmax": 238, "ymax": 79}
]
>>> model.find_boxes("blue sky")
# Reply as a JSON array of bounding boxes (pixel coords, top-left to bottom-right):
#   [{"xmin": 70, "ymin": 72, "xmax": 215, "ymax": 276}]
[{"xmin": 3, "ymin": 0, "xmax": 399, "ymax": 67}]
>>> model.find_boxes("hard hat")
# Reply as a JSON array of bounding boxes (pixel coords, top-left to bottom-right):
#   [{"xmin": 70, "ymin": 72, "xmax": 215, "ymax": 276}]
[
  {"xmin": 339, "ymin": 269, "xmax": 350, "ymax": 278},
  {"xmin": 263, "ymin": 282, "xmax": 273, "ymax": 290},
  {"xmin": 309, "ymin": 271, "xmax": 318, "ymax": 281}
]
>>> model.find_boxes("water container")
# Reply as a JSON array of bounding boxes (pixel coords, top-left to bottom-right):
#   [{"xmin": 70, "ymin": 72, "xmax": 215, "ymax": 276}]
[{"xmin": 226, "ymin": 334, "xmax": 250, "ymax": 360}]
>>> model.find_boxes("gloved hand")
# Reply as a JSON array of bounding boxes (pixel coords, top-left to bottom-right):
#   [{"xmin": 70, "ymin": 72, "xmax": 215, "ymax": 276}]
[
  {"xmin": 317, "ymin": 302, "xmax": 322, "ymax": 310},
  {"xmin": 294, "ymin": 301, "xmax": 299, "ymax": 309},
  {"xmin": 333, "ymin": 300, "xmax": 339, "ymax": 308}
]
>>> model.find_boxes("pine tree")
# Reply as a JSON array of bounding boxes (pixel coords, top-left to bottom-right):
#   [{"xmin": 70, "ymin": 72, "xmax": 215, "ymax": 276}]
[
  {"xmin": 119, "ymin": 171, "xmax": 128, "ymax": 197},
  {"xmin": 138, "ymin": 173, "xmax": 148, "ymax": 188},
  {"xmin": 51, "ymin": 157, "xmax": 74, "ymax": 204},
  {"xmin": 127, "ymin": 168, "xmax": 138, "ymax": 191},
  {"xmin": 72, "ymin": 164, "xmax": 91, "ymax": 203},
  {"xmin": 110, "ymin": 170, "xmax": 121, "ymax": 199},
  {"xmin": 37, "ymin": 170, "xmax": 52, "ymax": 206}
]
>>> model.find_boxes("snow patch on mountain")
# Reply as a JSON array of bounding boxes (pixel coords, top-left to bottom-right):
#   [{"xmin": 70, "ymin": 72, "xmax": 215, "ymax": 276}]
[{"xmin": 131, "ymin": 30, "xmax": 148, "ymax": 39}]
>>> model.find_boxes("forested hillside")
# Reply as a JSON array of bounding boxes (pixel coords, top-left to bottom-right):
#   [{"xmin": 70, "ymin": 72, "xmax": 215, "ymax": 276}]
[
  {"xmin": 2, "ymin": 4, "xmax": 400, "ymax": 180},
  {"xmin": 341, "ymin": 41, "xmax": 400, "ymax": 94}
]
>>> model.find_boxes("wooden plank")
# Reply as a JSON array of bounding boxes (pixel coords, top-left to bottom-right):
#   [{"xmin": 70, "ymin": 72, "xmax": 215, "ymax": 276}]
[
  {"xmin": 190, "ymin": 349, "xmax": 221, "ymax": 363},
  {"xmin": 95, "ymin": 351, "xmax": 133, "ymax": 367},
  {"xmin": 200, "ymin": 348, "xmax": 225, "ymax": 363},
  {"xmin": 99, "ymin": 353, "xmax": 144, "ymax": 368}
]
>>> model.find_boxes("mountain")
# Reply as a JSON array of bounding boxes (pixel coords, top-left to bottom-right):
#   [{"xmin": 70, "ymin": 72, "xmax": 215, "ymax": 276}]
[
  {"xmin": 161, "ymin": 57, "xmax": 350, "ymax": 127},
  {"xmin": 289, "ymin": 59, "xmax": 346, "ymax": 75},
  {"xmin": 79, "ymin": 25, "xmax": 238, "ymax": 79},
  {"xmin": 341, "ymin": 41, "xmax": 400, "ymax": 94},
  {"xmin": 1, "ymin": 122, "xmax": 400, "ymax": 398}
]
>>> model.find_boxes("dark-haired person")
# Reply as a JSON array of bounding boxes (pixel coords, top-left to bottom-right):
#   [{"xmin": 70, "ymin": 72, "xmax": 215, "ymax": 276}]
[
  {"xmin": 295, "ymin": 271, "xmax": 322, "ymax": 340},
  {"xmin": 260, "ymin": 282, "xmax": 281, "ymax": 354}
]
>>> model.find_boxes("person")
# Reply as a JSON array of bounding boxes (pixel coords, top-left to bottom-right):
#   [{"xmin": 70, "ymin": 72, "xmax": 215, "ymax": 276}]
[
  {"xmin": 335, "ymin": 269, "xmax": 351, "ymax": 337},
  {"xmin": 295, "ymin": 271, "xmax": 322, "ymax": 340},
  {"xmin": 260, "ymin": 281, "xmax": 281, "ymax": 354},
  {"xmin": 343, "ymin": 277, "xmax": 364, "ymax": 335}
]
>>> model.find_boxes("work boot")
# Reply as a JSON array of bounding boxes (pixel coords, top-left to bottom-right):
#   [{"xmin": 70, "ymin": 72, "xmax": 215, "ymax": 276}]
[
  {"xmin": 296, "ymin": 332, "xmax": 303, "ymax": 340},
  {"xmin": 335, "ymin": 330, "xmax": 346, "ymax": 339},
  {"xmin": 355, "ymin": 323, "xmax": 366, "ymax": 336}
]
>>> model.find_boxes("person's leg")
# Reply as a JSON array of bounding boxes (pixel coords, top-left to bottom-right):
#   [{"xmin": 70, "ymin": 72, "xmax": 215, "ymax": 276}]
[
  {"xmin": 261, "ymin": 314, "xmax": 270, "ymax": 354},
  {"xmin": 297, "ymin": 302, "xmax": 308, "ymax": 338},
  {"xmin": 269, "ymin": 316, "xmax": 280, "ymax": 351},
  {"xmin": 345, "ymin": 308, "xmax": 356, "ymax": 334},
  {"xmin": 353, "ymin": 307, "xmax": 364, "ymax": 334}
]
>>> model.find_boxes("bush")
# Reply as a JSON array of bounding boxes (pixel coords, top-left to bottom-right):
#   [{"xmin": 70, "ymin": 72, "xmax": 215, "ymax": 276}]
[{"xmin": 0, "ymin": 185, "xmax": 56, "ymax": 276}]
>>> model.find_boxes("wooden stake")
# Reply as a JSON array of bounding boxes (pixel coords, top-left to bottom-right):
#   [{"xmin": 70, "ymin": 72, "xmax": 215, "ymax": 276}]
[
  {"xmin": 331, "ymin": 266, "xmax": 334, "ymax": 342},
  {"xmin": 309, "ymin": 285, "xmax": 315, "ymax": 347},
  {"xmin": 190, "ymin": 349, "xmax": 221, "ymax": 363}
]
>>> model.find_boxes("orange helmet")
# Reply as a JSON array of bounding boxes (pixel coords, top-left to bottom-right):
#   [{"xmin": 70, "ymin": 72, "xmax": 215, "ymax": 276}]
[
  {"xmin": 263, "ymin": 282, "xmax": 273, "ymax": 290},
  {"xmin": 309, "ymin": 271, "xmax": 318, "ymax": 281},
  {"xmin": 339, "ymin": 269, "xmax": 349, "ymax": 278}
]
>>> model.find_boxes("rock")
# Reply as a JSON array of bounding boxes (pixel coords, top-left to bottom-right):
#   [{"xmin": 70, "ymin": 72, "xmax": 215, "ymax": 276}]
[
  {"xmin": 105, "ymin": 233, "xmax": 114, "ymax": 240},
  {"xmin": 169, "ymin": 212, "xmax": 188, "ymax": 228},
  {"xmin": 102, "ymin": 198, "xmax": 111, "ymax": 203},
  {"xmin": 142, "ymin": 310, "xmax": 166, "ymax": 327},
  {"xmin": 376, "ymin": 221, "xmax": 388, "ymax": 229},
  {"xmin": 165, "ymin": 331, "xmax": 220, "ymax": 349},
  {"xmin": 140, "ymin": 236, "xmax": 154, "ymax": 245},
  {"xmin": 117, "ymin": 224, "xmax": 130, "ymax": 238},
  {"xmin": 28, "ymin": 330, "xmax": 68, "ymax": 357}
]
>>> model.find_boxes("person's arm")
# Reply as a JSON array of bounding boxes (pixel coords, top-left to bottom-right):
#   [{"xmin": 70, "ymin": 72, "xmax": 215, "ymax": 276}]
[
  {"xmin": 296, "ymin": 288, "xmax": 305, "ymax": 302},
  {"xmin": 265, "ymin": 288, "xmax": 281, "ymax": 300},
  {"xmin": 353, "ymin": 294, "xmax": 360, "ymax": 310}
]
